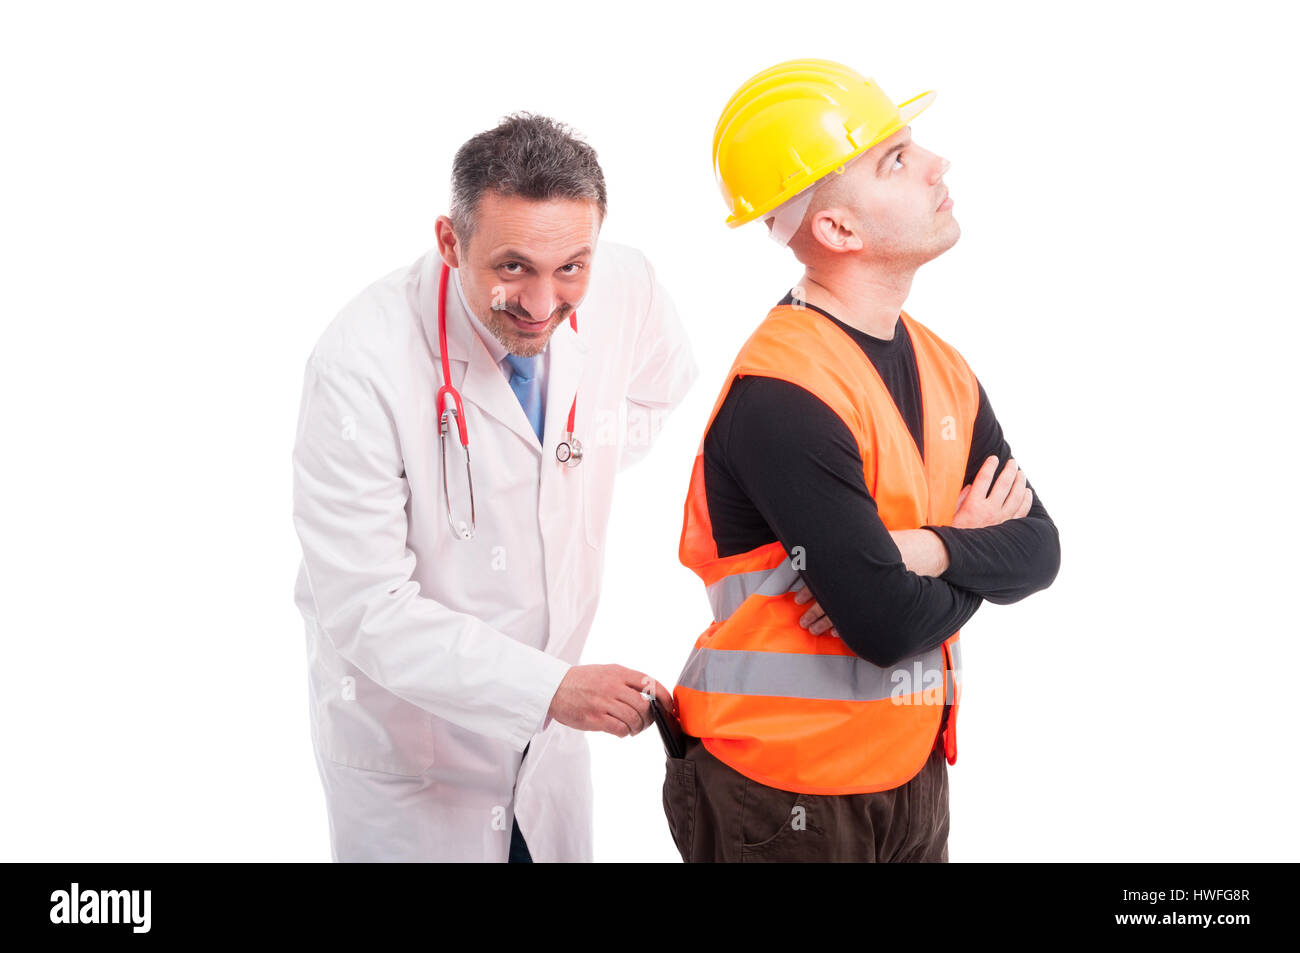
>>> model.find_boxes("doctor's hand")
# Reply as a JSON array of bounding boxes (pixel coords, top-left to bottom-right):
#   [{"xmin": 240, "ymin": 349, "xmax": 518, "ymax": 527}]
[
  {"xmin": 951, "ymin": 455, "xmax": 1033, "ymax": 530},
  {"xmin": 546, "ymin": 665, "xmax": 668, "ymax": 738}
]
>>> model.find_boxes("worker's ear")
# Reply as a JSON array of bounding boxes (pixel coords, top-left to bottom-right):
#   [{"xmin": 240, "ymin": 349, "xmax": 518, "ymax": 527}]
[
  {"xmin": 807, "ymin": 206, "xmax": 864, "ymax": 254},
  {"xmin": 434, "ymin": 215, "xmax": 462, "ymax": 269}
]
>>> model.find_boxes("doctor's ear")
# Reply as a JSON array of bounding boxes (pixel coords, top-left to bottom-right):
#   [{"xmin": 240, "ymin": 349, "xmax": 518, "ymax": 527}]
[{"xmin": 434, "ymin": 215, "xmax": 462, "ymax": 269}]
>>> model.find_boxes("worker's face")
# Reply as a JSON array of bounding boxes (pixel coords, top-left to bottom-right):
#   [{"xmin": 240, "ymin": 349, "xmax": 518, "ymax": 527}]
[
  {"xmin": 810, "ymin": 125, "xmax": 957, "ymax": 264},
  {"xmin": 438, "ymin": 191, "xmax": 601, "ymax": 358}
]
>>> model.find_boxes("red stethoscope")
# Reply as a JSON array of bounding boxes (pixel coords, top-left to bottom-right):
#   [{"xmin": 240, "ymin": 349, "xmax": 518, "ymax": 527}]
[{"xmin": 436, "ymin": 262, "xmax": 582, "ymax": 540}]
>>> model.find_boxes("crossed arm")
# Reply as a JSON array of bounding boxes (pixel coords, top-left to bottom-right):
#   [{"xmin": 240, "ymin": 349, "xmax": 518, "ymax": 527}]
[
  {"xmin": 801, "ymin": 454, "xmax": 1039, "ymax": 635},
  {"xmin": 707, "ymin": 376, "xmax": 1060, "ymax": 666}
]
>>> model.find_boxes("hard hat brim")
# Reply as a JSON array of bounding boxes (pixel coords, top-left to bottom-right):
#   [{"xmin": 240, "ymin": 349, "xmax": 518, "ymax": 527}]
[{"xmin": 725, "ymin": 88, "xmax": 938, "ymax": 229}]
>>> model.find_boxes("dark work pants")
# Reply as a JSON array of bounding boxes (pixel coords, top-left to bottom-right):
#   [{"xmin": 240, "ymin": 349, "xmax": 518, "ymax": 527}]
[
  {"xmin": 508, "ymin": 817, "xmax": 532, "ymax": 863},
  {"xmin": 663, "ymin": 733, "xmax": 950, "ymax": 862},
  {"xmin": 509, "ymin": 742, "xmax": 533, "ymax": 863}
]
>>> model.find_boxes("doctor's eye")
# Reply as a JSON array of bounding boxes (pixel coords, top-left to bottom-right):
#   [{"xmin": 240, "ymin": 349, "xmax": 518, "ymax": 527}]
[
  {"xmin": 559, "ymin": 262, "xmax": 584, "ymax": 275},
  {"xmin": 499, "ymin": 261, "xmax": 526, "ymax": 275}
]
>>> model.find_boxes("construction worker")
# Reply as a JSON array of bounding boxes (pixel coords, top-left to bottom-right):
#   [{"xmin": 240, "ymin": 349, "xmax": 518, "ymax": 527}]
[{"xmin": 661, "ymin": 59, "xmax": 1061, "ymax": 862}]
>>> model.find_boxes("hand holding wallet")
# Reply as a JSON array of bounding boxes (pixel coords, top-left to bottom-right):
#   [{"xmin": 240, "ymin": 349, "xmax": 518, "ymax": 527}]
[{"xmin": 651, "ymin": 695, "xmax": 687, "ymax": 759}]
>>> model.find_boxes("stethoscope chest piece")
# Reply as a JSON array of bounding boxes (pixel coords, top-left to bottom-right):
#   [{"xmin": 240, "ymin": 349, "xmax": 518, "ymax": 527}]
[{"xmin": 556, "ymin": 435, "xmax": 583, "ymax": 467}]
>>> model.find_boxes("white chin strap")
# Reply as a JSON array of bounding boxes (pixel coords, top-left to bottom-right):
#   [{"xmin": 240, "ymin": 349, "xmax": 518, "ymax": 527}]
[
  {"xmin": 764, "ymin": 185, "xmax": 818, "ymax": 247},
  {"xmin": 763, "ymin": 150, "xmax": 886, "ymax": 247}
]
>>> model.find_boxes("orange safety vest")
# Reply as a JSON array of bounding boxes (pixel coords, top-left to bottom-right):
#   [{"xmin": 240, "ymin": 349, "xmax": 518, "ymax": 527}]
[{"xmin": 674, "ymin": 303, "xmax": 980, "ymax": 795}]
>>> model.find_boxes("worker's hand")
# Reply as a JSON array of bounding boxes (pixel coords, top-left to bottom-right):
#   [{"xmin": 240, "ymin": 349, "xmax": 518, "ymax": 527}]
[
  {"xmin": 793, "ymin": 580, "xmax": 839, "ymax": 638},
  {"xmin": 951, "ymin": 455, "xmax": 1033, "ymax": 529},
  {"xmin": 546, "ymin": 664, "xmax": 668, "ymax": 738}
]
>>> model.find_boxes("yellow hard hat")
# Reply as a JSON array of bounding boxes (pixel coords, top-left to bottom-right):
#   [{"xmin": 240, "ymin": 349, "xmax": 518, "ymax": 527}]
[{"xmin": 712, "ymin": 58, "xmax": 937, "ymax": 228}]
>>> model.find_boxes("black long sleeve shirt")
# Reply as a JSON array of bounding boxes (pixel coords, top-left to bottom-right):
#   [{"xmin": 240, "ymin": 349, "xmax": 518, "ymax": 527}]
[{"xmin": 703, "ymin": 292, "xmax": 1061, "ymax": 679}]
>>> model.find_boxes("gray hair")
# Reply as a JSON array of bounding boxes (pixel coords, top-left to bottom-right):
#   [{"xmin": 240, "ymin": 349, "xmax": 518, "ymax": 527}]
[{"xmin": 449, "ymin": 111, "xmax": 607, "ymax": 247}]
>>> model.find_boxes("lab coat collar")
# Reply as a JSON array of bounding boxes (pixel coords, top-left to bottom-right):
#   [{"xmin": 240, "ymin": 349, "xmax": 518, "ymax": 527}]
[
  {"xmin": 541, "ymin": 317, "xmax": 587, "ymax": 458},
  {"xmin": 416, "ymin": 248, "xmax": 588, "ymax": 455},
  {"xmin": 453, "ymin": 266, "xmax": 510, "ymax": 366}
]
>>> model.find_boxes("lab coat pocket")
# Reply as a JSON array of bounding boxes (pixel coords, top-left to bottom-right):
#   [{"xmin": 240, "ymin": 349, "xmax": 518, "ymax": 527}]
[
  {"xmin": 307, "ymin": 632, "xmax": 439, "ymax": 777},
  {"xmin": 662, "ymin": 756, "xmax": 698, "ymax": 862}
]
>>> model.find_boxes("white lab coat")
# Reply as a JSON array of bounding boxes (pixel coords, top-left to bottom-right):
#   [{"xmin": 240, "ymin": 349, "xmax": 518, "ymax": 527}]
[{"xmin": 292, "ymin": 240, "xmax": 698, "ymax": 861}]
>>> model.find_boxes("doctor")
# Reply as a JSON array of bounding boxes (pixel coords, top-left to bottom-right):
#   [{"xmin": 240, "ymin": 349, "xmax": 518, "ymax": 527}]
[{"xmin": 292, "ymin": 112, "xmax": 698, "ymax": 862}]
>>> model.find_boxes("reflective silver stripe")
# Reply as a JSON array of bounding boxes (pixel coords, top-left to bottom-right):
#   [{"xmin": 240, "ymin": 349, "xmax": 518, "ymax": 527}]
[
  {"xmin": 705, "ymin": 557, "xmax": 803, "ymax": 622},
  {"xmin": 941, "ymin": 634, "xmax": 961, "ymax": 702},
  {"xmin": 693, "ymin": 555, "xmax": 961, "ymax": 704},
  {"xmin": 951, "ymin": 634, "xmax": 961, "ymax": 702},
  {"xmin": 676, "ymin": 645, "xmax": 946, "ymax": 703}
]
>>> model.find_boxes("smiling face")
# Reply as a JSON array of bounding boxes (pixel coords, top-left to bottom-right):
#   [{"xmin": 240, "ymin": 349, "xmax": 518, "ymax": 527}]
[
  {"xmin": 797, "ymin": 124, "xmax": 957, "ymax": 266},
  {"xmin": 436, "ymin": 190, "xmax": 601, "ymax": 358}
]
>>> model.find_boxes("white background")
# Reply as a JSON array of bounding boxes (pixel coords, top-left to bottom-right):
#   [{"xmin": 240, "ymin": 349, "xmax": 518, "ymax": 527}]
[{"xmin": 2, "ymin": 0, "xmax": 1296, "ymax": 862}]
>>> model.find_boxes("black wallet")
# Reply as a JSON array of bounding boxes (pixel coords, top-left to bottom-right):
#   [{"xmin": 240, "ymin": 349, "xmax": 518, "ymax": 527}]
[{"xmin": 651, "ymin": 696, "xmax": 687, "ymax": 759}]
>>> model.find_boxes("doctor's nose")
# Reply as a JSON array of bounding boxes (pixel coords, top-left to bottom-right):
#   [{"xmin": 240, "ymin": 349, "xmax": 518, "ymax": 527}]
[{"xmin": 518, "ymin": 285, "xmax": 559, "ymax": 323}]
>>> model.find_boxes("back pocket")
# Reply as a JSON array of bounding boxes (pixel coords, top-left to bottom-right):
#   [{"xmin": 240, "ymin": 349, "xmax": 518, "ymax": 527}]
[{"xmin": 662, "ymin": 756, "xmax": 698, "ymax": 862}]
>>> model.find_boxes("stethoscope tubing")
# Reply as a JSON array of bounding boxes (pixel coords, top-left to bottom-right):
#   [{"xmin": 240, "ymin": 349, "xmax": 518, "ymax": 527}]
[{"xmin": 436, "ymin": 262, "xmax": 582, "ymax": 539}]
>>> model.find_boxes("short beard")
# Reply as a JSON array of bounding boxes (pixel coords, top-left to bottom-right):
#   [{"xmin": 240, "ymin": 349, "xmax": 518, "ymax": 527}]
[{"xmin": 485, "ymin": 306, "xmax": 566, "ymax": 358}]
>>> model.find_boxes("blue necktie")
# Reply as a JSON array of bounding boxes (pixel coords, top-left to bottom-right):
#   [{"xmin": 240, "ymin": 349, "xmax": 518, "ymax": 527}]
[{"xmin": 504, "ymin": 353, "xmax": 544, "ymax": 442}]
